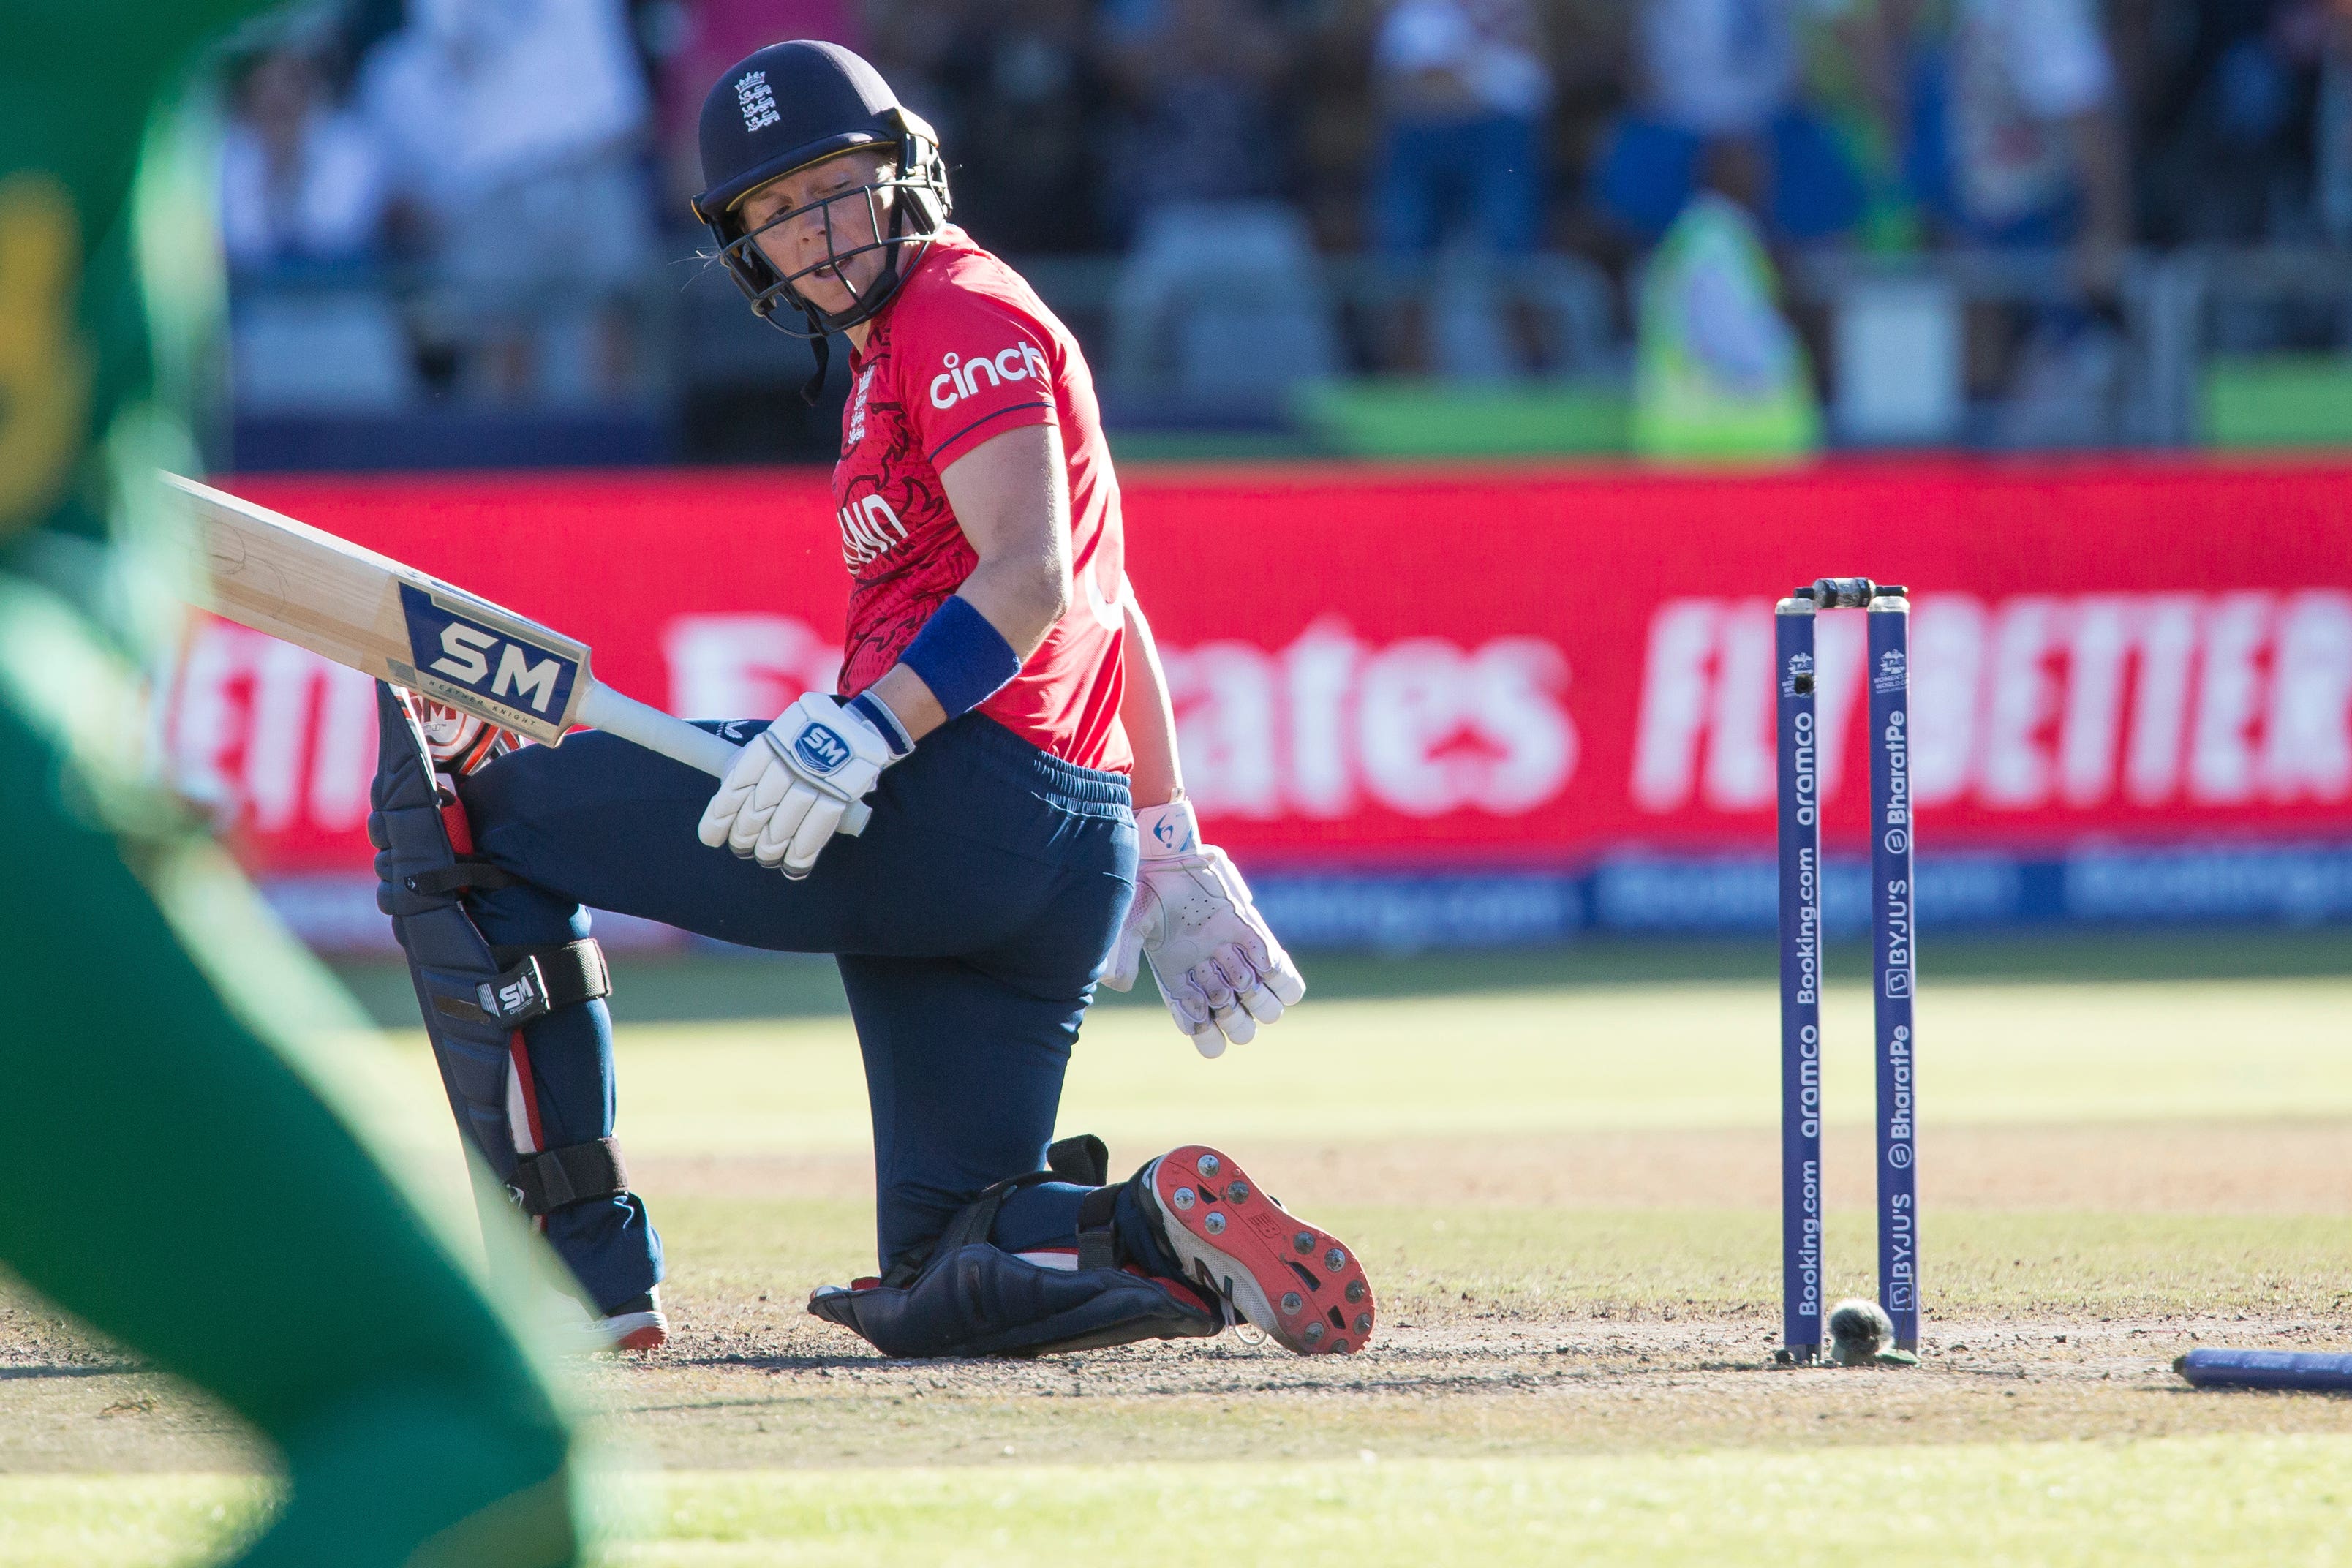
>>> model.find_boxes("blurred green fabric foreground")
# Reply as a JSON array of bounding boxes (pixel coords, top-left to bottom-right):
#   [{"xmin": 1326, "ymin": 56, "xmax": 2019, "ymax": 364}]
[{"xmin": 1, "ymin": 5, "xmax": 589, "ymax": 1563}]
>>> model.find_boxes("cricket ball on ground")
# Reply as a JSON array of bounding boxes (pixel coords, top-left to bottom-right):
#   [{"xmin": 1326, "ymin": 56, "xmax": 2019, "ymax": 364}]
[{"xmin": 1828, "ymin": 1298, "xmax": 1895, "ymax": 1365}]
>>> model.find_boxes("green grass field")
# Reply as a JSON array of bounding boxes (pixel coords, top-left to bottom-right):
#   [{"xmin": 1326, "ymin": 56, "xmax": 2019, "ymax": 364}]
[
  {"xmin": 15, "ymin": 1435, "xmax": 2352, "ymax": 1567},
  {"xmin": 5, "ymin": 943, "xmax": 2351, "ymax": 1565}
]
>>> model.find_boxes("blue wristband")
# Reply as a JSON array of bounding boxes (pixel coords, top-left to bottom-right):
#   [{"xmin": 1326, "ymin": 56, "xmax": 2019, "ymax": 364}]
[{"xmin": 899, "ymin": 595, "xmax": 1022, "ymax": 720}]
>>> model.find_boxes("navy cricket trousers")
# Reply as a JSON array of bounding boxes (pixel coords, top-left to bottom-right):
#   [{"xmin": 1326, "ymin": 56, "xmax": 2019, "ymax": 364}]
[{"xmin": 455, "ymin": 712, "xmax": 1141, "ymax": 1311}]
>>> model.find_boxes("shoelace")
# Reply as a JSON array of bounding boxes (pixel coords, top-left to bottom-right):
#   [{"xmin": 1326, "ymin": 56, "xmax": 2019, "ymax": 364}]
[{"xmin": 1207, "ymin": 1278, "xmax": 1268, "ymax": 1346}]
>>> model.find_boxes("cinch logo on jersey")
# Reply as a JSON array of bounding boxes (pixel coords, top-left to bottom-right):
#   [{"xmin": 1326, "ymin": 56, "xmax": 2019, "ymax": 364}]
[
  {"xmin": 794, "ymin": 724, "xmax": 852, "ymax": 775},
  {"xmin": 837, "ymin": 491, "xmax": 908, "ymax": 568},
  {"xmin": 930, "ymin": 343, "xmax": 1049, "ymax": 410},
  {"xmin": 397, "ymin": 584, "xmax": 580, "ymax": 722},
  {"xmin": 736, "ymin": 70, "xmax": 778, "ymax": 133}
]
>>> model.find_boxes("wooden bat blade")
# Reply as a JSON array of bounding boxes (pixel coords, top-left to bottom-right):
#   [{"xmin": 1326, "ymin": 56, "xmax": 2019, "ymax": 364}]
[
  {"xmin": 157, "ymin": 472, "xmax": 871, "ymax": 837},
  {"xmin": 162, "ymin": 472, "xmax": 589, "ymax": 747}
]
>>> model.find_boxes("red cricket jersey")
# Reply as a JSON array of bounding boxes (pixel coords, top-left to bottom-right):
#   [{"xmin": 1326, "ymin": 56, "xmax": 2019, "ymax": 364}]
[{"xmin": 832, "ymin": 227, "xmax": 1131, "ymax": 773}]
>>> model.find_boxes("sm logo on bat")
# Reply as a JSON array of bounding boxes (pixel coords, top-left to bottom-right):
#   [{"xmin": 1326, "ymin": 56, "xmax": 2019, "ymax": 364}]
[{"xmin": 398, "ymin": 584, "xmax": 580, "ymax": 720}]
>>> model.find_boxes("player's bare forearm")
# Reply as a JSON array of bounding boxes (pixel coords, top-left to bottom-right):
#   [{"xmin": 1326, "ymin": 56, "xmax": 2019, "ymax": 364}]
[
  {"xmin": 1119, "ymin": 594, "xmax": 1184, "ymax": 809},
  {"xmin": 941, "ymin": 424, "xmax": 1071, "ymax": 654},
  {"xmin": 878, "ymin": 425, "xmax": 1073, "ymax": 740},
  {"xmin": 867, "ymin": 663, "xmax": 949, "ymax": 739}
]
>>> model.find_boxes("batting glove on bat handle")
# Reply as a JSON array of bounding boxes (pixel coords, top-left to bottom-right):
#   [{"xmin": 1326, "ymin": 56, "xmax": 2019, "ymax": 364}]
[
  {"xmin": 1103, "ymin": 799, "xmax": 1305, "ymax": 1058},
  {"xmin": 696, "ymin": 693, "xmax": 899, "ymax": 879}
]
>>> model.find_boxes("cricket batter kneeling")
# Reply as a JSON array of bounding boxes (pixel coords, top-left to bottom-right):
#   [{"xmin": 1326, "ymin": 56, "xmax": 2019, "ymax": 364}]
[{"xmin": 375, "ymin": 39, "xmax": 1373, "ymax": 1360}]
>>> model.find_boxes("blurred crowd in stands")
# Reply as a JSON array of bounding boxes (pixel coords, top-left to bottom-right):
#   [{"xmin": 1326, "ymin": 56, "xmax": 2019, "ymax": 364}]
[{"xmin": 215, "ymin": 0, "xmax": 2352, "ymax": 426}]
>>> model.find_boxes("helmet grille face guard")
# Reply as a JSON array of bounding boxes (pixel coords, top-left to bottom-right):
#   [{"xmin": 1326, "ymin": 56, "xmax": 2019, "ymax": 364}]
[
  {"xmin": 711, "ymin": 151, "xmax": 949, "ymax": 340},
  {"xmin": 692, "ymin": 42, "xmax": 954, "ymax": 401}
]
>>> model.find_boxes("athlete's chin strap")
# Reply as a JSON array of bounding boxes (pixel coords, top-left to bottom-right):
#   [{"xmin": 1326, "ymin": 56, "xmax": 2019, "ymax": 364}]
[
  {"xmin": 789, "ymin": 211, "xmax": 924, "ymax": 404},
  {"xmin": 806, "ymin": 1136, "xmax": 1222, "ymax": 1359},
  {"xmin": 799, "ymin": 304, "xmax": 830, "ymax": 404}
]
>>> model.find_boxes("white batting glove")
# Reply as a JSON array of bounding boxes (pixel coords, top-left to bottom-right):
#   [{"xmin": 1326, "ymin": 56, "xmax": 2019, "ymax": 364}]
[
  {"xmin": 696, "ymin": 693, "xmax": 902, "ymax": 879},
  {"xmin": 1103, "ymin": 799, "xmax": 1305, "ymax": 1058}
]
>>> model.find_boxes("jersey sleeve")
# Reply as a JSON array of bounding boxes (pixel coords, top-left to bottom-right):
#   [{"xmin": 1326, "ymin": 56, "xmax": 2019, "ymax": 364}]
[{"xmin": 894, "ymin": 283, "xmax": 1061, "ymax": 472}]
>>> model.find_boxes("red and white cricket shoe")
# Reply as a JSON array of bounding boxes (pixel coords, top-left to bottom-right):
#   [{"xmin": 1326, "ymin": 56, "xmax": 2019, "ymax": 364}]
[
  {"xmin": 1142, "ymin": 1145, "xmax": 1375, "ymax": 1354},
  {"xmin": 545, "ymin": 1287, "xmax": 668, "ymax": 1355}
]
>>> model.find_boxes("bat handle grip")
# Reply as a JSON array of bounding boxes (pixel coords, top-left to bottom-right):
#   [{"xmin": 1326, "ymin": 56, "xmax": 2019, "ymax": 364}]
[{"xmin": 574, "ymin": 684, "xmax": 871, "ymax": 837}]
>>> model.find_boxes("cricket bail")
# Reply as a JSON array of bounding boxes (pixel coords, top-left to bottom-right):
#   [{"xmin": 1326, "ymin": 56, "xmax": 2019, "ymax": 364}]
[{"xmin": 1806, "ymin": 577, "xmax": 1878, "ymax": 608}]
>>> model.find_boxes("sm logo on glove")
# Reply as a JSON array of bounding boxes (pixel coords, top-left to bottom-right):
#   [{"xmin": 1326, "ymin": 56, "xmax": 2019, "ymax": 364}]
[{"xmin": 794, "ymin": 724, "xmax": 853, "ymax": 775}]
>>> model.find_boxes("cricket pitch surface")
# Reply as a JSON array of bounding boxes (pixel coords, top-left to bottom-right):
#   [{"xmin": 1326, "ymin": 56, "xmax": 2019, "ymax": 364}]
[{"xmin": 6, "ymin": 961, "xmax": 2352, "ymax": 1564}]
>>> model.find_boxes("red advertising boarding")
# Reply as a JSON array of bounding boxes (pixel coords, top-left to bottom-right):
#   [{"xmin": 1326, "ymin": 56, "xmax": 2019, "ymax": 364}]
[{"xmin": 166, "ymin": 461, "xmax": 2352, "ymax": 887}]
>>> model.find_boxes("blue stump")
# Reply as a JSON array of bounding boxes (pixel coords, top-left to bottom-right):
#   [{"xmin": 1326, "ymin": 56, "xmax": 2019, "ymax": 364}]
[
  {"xmin": 1776, "ymin": 595, "xmax": 1823, "ymax": 1361},
  {"xmin": 2178, "ymin": 1349, "xmax": 2352, "ymax": 1392},
  {"xmin": 1868, "ymin": 595, "xmax": 1919, "ymax": 1352}
]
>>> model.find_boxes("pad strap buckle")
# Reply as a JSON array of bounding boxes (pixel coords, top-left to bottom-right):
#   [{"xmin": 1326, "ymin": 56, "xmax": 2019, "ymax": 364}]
[
  {"xmin": 878, "ymin": 1134, "xmax": 1118, "ymax": 1287},
  {"xmin": 511, "ymin": 1136, "xmax": 630, "ymax": 1217},
  {"xmin": 428, "ymin": 938, "xmax": 611, "ymax": 1028}
]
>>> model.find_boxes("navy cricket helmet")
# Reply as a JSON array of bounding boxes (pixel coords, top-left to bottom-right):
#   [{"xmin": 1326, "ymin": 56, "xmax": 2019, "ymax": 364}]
[{"xmin": 692, "ymin": 42, "xmax": 951, "ymax": 349}]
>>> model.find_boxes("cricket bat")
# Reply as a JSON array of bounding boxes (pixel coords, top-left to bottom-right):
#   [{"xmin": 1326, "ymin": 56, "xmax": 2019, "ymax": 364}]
[{"xmin": 160, "ymin": 472, "xmax": 868, "ymax": 834}]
